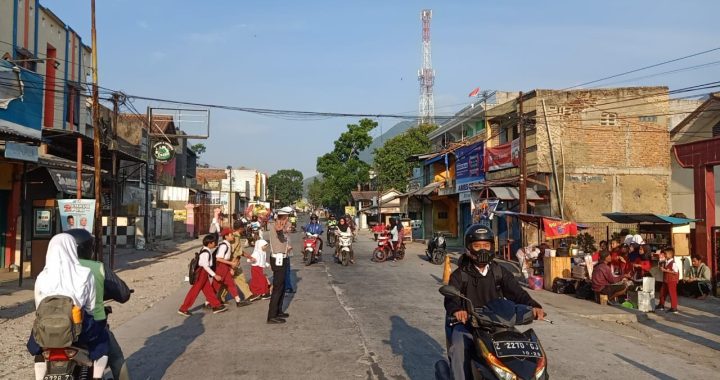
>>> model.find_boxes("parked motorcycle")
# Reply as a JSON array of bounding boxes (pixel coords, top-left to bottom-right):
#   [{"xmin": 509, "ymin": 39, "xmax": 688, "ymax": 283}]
[
  {"xmin": 435, "ymin": 286, "xmax": 548, "ymax": 380},
  {"xmin": 303, "ymin": 232, "xmax": 321, "ymax": 266},
  {"xmin": 426, "ymin": 232, "xmax": 447, "ymax": 265},
  {"xmin": 372, "ymin": 232, "xmax": 405, "ymax": 262},
  {"xmin": 336, "ymin": 230, "xmax": 354, "ymax": 266},
  {"xmin": 327, "ymin": 225, "xmax": 338, "ymax": 248}
]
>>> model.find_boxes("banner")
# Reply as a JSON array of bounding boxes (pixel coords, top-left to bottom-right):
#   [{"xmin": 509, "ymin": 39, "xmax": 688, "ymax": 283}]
[
  {"xmin": 471, "ymin": 194, "xmax": 499, "ymax": 226},
  {"xmin": 58, "ymin": 199, "xmax": 96, "ymax": 233},
  {"xmin": 455, "ymin": 141, "xmax": 485, "ymax": 192},
  {"xmin": 485, "ymin": 138, "xmax": 520, "ymax": 172},
  {"xmin": 542, "ymin": 219, "xmax": 578, "ymax": 240},
  {"xmin": 344, "ymin": 206, "xmax": 357, "ymax": 216}
]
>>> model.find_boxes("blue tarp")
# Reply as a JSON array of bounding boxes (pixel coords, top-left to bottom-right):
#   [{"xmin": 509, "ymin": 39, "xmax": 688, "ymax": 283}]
[
  {"xmin": 423, "ymin": 153, "xmax": 445, "ymax": 165},
  {"xmin": 601, "ymin": 213, "xmax": 700, "ymax": 225}
]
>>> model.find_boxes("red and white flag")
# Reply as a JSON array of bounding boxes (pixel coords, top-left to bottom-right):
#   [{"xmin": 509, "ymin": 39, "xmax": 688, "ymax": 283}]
[{"xmin": 468, "ymin": 87, "xmax": 481, "ymax": 97}]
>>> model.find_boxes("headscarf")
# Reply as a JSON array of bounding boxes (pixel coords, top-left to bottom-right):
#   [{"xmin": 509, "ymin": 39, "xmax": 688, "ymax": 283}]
[
  {"xmin": 631, "ymin": 234, "xmax": 645, "ymax": 245},
  {"xmin": 251, "ymin": 239, "xmax": 269, "ymax": 267},
  {"xmin": 34, "ymin": 233, "xmax": 95, "ymax": 314},
  {"xmin": 338, "ymin": 217, "xmax": 349, "ymax": 233}
]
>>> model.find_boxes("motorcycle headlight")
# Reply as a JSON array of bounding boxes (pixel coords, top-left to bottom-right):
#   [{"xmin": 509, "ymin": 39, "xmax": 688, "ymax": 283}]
[{"xmin": 479, "ymin": 341, "xmax": 517, "ymax": 380}]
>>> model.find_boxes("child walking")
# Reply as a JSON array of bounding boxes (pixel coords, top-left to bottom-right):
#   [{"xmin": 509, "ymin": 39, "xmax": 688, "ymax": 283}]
[
  {"xmin": 178, "ymin": 234, "xmax": 227, "ymax": 316},
  {"xmin": 212, "ymin": 228, "xmax": 252, "ymax": 307},
  {"xmin": 658, "ymin": 247, "xmax": 680, "ymax": 313},
  {"xmin": 249, "ymin": 240, "xmax": 271, "ymax": 299}
]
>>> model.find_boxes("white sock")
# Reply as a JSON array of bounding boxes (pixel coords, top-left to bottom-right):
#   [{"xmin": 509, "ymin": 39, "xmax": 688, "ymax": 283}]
[
  {"xmin": 235, "ymin": 296, "xmax": 241, "ymax": 302},
  {"xmin": 34, "ymin": 362, "xmax": 46, "ymax": 380},
  {"xmin": 93, "ymin": 355, "xmax": 108, "ymax": 378}
]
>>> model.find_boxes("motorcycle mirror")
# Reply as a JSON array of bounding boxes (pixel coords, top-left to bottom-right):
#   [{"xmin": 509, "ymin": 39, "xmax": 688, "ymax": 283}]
[{"xmin": 439, "ymin": 285, "xmax": 463, "ymax": 298}]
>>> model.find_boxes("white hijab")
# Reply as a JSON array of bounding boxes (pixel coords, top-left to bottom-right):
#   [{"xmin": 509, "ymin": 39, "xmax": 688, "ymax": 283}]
[
  {"xmin": 251, "ymin": 239, "xmax": 269, "ymax": 268},
  {"xmin": 34, "ymin": 233, "xmax": 96, "ymax": 314}
]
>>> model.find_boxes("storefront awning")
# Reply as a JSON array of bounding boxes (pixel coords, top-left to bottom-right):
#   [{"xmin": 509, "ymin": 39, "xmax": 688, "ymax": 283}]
[
  {"xmin": 489, "ymin": 186, "xmax": 542, "ymax": 201},
  {"xmin": 602, "ymin": 213, "xmax": 700, "ymax": 225},
  {"xmin": 406, "ymin": 181, "xmax": 443, "ymax": 197},
  {"xmin": 423, "ymin": 153, "xmax": 446, "ymax": 165}
]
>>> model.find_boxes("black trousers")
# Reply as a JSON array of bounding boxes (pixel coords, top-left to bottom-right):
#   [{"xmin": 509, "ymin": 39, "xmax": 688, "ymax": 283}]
[{"xmin": 268, "ymin": 267, "xmax": 286, "ymax": 319}]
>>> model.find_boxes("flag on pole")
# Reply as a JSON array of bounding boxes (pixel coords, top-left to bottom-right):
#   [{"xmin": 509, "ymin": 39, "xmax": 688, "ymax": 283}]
[{"xmin": 468, "ymin": 87, "xmax": 481, "ymax": 97}]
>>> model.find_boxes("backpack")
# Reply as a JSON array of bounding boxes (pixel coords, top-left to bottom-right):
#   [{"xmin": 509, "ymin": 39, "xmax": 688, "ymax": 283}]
[
  {"xmin": 189, "ymin": 247, "xmax": 216, "ymax": 284},
  {"xmin": 32, "ymin": 295, "xmax": 81, "ymax": 348}
]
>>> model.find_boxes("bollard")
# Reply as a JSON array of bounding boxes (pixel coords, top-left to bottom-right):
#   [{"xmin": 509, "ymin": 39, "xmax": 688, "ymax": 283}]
[{"xmin": 442, "ymin": 255, "xmax": 452, "ymax": 285}]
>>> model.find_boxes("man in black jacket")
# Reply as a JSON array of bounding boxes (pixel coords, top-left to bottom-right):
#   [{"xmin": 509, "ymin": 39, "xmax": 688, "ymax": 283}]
[{"xmin": 443, "ymin": 224, "xmax": 544, "ymax": 380}]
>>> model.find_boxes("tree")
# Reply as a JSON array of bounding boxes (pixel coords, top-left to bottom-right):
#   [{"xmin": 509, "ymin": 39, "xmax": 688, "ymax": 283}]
[
  {"xmin": 307, "ymin": 178, "xmax": 325, "ymax": 208},
  {"xmin": 190, "ymin": 143, "xmax": 206, "ymax": 157},
  {"xmin": 267, "ymin": 169, "xmax": 304, "ymax": 207},
  {"xmin": 316, "ymin": 118, "xmax": 376, "ymax": 208},
  {"xmin": 373, "ymin": 124, "xmax": 436, "ymax": 191}
]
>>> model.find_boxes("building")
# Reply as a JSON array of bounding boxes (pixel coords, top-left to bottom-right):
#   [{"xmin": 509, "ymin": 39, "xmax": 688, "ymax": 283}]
[{"xmin": 415, "ymin": 87, "xmax": 673, "ymax": 251}]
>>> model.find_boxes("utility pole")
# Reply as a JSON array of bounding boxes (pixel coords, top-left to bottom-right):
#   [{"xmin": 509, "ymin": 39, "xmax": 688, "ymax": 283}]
[
  {"xmin": 110, "ymin": 92, "xmax": 119, "ymax": 269},
  {"xmin": 518, "ymin": 91, "xmax": 527, "ymax": 215},
  {"xmin": 91, "ymin": 0, "xmax": 103, "ymax": 262},
  {"xmin": 541, "ymin": 99, "xmax": 564, "ymax": 219}
]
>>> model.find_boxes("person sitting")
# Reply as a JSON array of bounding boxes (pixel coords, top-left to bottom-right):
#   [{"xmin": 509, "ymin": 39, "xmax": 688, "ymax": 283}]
[
  {"xmin": 680, "ymin": 255, "xmax": 711, "ymax": 299},
  {"xmin": 592, "ymin": 250, "xmax": 631, "ymax": 304}
]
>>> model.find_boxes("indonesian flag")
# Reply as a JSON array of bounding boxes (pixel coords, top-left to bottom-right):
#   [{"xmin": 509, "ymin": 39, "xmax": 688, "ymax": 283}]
[{"xmin": 468, "ymin": 87, "xmax": 481, "ymax": 97}]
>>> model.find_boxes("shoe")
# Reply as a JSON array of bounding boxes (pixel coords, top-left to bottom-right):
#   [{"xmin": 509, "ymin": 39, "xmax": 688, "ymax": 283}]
[
  {"xmin": 350, "ymin": 260, "xmax": 355, "ymax": 264},
  {"xmin": 277, "ymin": 312, "xmax": 290, "ymax": 318},
  {"xmin": 212, "ymin": 305, "xmax": 228, "ymax": 314},
  {"xmin": 203, "ymin": 302, "xmax": 211, "ymax": 309},
  {"xmin": 177, "ymin": 310, "xmax": 191, "ymax": 317},
  {"xmin": 247, "ymin": 294, "xmax": 261, "ymax": 302},
  {"xmin": 236, "ymin": 300, "xmax": 252, "ymax": 307},
  {"xmin": 261, "ymin": 293, "xmax": 272, "ymax": 300},
  {"xmin": 267, "ymin": 317, "xmax": 286, "ymax": 324},
  {"xmin": 655, "ymin": 305, "xmax": 666, "ymax": 311},
  {"xmin": 667, "ymin": 308, "xmax": 679, "ymax": 314}
]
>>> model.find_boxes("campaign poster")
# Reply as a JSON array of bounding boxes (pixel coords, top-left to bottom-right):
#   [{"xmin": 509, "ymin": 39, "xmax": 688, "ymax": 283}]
[
  {"xmin": 471, "ymin": 194, "xmax": 499, "ymax": 226},
  {"xmin": 58, "ymin": 199, "xmax": 96, "ymax": 232},
  {"xmin": 485, "ymin": 137, "xmax": 520, "ymax": 172}
]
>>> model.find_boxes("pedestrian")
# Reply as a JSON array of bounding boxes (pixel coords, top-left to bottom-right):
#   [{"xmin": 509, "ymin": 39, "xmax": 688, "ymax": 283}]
[
  {"xmin": 680, "ymin": 255, "xmax": 711, "ymax": 299},
  {"xmin": 657, "ymin": 247, "xmax": 680, "ymax": 313},
  {"xmin": 249, "ymin": 240, "xmax": 270, "ymax": 299},
  {"xmin": 212, "ymin": 228, "xmax": 252, "ymax": 307},
  {"xmin": 267, "ymin": 206, "xmax": 294, "ymax": 324},
  {"xmin": 178, "ymin": 234, "xmax": 227, "ymax": 316},
  {"xmin": 209, "ymin": 213, "xmax": 224, "ymax": 241},
  {"xmin": 219, "ymin": 220, "xmax": 254, "ymax": 302}
]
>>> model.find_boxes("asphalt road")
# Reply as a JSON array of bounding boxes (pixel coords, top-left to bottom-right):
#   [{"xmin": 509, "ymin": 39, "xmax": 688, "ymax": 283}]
[{"xmin": 114, "ymin": 220, "xmax": 720, "ymax": 380}]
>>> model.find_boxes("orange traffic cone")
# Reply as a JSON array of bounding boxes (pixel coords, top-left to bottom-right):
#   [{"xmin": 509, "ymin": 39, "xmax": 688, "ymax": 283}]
[{"xmin": 442, "ymin": 254, "xmax": 452, "ymax": 285}]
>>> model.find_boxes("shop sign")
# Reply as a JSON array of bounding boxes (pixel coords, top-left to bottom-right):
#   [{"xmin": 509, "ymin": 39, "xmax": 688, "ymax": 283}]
[
  {"xmin": 4, "ymin": 141, "xmax": 38, "ymax": 162},
  {"xmin": 173, "ymin": 209, "xmax": 187, "ymax": 221},
  {"xmin": 344, "ymin": 206, "xmax": 357, "ymax": 216},
  {"xmin": 455, "ymin": 141, "xmax": 485, "ymax": 192},
  {"xmin": 485, "ymin": 138, "xmax": 520, "ymax": 172},
  {"xmin": 152, "ymin": 141, "xmax": 175, "ymax": 163},
  {"xmin": 58, "ymin": 199, "xmax": 96, "ymax": 233}
]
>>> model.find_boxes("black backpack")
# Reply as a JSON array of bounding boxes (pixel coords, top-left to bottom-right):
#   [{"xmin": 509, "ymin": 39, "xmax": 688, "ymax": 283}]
[{"xmin": 188, "ymin": 247, "xmax": 213, "ymax": 285}]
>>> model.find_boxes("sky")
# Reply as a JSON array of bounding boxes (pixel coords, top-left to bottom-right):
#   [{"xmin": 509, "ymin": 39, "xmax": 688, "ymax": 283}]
[{"xmin": 42, "ymin": 0, "xmax": 720, "ymax": 178}]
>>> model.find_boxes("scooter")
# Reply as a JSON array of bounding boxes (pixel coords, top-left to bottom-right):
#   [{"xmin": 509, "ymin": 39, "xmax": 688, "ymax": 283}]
[
  {"xmin": 336, "ymin": 230, "xmax": 354, "ymax": 266},
  {"xmin": 426, "ymin": 232, "xmax": 447, "ymax": 265},
  {"xmin": 435, "ymin": 286, "xmax": 549, "ymax": 380},
  {"xmin": 303, "ymin": 232, "xmax": 321, "ymax": 266},
  {"xmin": 372, "ymin": 232, "xmax": 405, "ymax": 262},
  {"xmin": 327, "ymin": 225, "xmax": 338, "ymax": 248}
]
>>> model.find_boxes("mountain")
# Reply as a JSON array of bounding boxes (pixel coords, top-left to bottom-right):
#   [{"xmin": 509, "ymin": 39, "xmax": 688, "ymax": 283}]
[{"xmin": 358, "ymin": 120, "xmax": 416, "ymax": 165}]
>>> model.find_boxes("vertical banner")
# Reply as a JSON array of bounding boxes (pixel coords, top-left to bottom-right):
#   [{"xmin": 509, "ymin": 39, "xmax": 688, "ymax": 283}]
[
  {"xmin": 455, "ymin": 141, "xmax": 485, "ymax": 192},
  {"xmin": 470, "ymin": 193, "xmax": 499, "ymax": 226},
  {"xmin": 58, "ymin": 199, "xmax": 97, "ymax": 232}
]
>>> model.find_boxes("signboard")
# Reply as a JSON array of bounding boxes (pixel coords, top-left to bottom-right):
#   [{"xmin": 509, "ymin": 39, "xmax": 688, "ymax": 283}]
[
  {"xmin": 455, "ymin": 141, "xmax": 485, "ymax": 192},
  {"xmin": 33, "ymin": 208, "xmax": 52, "ymax": 237},
  {"xmin": 344, "ymin": 206, "xmax": 357, "ymax": 216},
  {"xmin": 152, "ymin": 141, "xmax": 175, "ymax": 163},
  {"xmin": 5, "ymin": 141, "xmax": 38, "ymax": 162},
  {"xmin": 173, "ymin": 209, "xmax": 187, "ymax": 221},
  {"xmin": 58, "ymin": 199, "xmax": 96, "ymax": 232},
  {"xmin": 543, "ymin": 219, "xmax": 578, "ymax": 240},
  {"xmin": 209, "ymin": 191, "xmax": 229, "ymax": 212},
  {"xmin": 49, "ymin": 170, "xmax": 94, "ymax": 197},
  {"xmin": 471, "ymin": 194, "xmax": 499, "ymax": 226},
  {"xmin": 485, "ymin": 138, "xmax": 520, "ymax": 172}
]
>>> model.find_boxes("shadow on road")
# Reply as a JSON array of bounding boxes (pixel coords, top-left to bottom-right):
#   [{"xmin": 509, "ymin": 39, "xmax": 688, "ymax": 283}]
[
  {"xmin": 614, "ymin": 354, "xmax": 676, "ymax": 380},
  {"xmin": 127, "ymin": 313, "xmax": 206, "ymax": 379},
  {"xmin": 638, "ymin": 317, "xmax": 720, "ymax": 351},
  {"xmin": 387, "ymin": 315, "xmax": 445, "ymax": 380}
]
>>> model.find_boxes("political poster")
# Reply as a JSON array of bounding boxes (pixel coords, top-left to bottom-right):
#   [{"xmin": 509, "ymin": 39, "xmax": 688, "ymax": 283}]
[
  {"xmin": 58, "ymin": 199, "xmax": 96, "ymax": 233},
  {"xmin": 455, "ymin": 141, "xmax": 485, "ymax": 192},
  {"xmin": 471, "ymin": 194, "xmax": 499, "ymax": 226},
  {"xmin": 485, "ymin": 138, "xmax": 520, "ymax": 172}
]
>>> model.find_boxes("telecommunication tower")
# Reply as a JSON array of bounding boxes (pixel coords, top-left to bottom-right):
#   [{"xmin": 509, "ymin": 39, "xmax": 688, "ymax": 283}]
[{"xmin": 418, "ymin": 9, "xmax": 435, "ymax": 126}]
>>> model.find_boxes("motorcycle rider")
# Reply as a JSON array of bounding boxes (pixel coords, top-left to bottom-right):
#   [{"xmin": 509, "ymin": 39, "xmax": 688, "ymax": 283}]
[
  {"xmin": 304, "ymin": 214, "xmax": 324, "ymax": 254},
  {"xmin": 289, "ymin": 212, "xmax": 298, "ymax": 231},
  {"xmin": 444, "ymin": 224, "xmax": 545, "ymax": 380},
  {"xmin": 335, "ymin": 216, "xmax": 354, "ymax": 264}
]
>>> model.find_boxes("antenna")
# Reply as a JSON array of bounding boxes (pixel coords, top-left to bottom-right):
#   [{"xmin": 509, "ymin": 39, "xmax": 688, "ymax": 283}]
[{"xmin": 418, "ymin": 9, "xmax": 435, "ymax": 126}]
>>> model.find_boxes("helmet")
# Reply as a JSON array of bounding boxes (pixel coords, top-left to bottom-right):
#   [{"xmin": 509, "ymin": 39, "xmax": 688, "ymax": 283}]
[
  {"xmin": 251, "ymin": 215, "xmax": 258, "ymax": 221},
  {"xmin": 65, "ymin": 229, "xmax": 95, "ymax": 260},
  {"xmin": 330, "ymin": 214, "xmax": 336, "ymax": 219},
  {"xmin": 464, "ymin": 224, "xmax": 495, "ymax": 266}
]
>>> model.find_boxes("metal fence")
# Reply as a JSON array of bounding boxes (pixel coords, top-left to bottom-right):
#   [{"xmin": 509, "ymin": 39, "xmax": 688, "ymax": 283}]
[{"xmin": 579, "ymin": 222, "xmax": 638, "ymax": 245}]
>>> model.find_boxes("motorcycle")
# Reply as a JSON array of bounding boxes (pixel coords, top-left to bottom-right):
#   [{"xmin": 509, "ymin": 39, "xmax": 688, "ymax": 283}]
[
  {"xmin": 303, "ymin": 232, "xmax": 321, "ymax": 266},
  {"xmin": 290, "ymin": 220, "xmax": 297, "ymax": 233},
  {"xmin": 327, "ymin": 225, "xmax": 338, "ymax": 248},
  {"xmin": 372, "ymin": 232, "xmax": 405, "ymax": 262},
  {"xmin": 426, "ymin": 232, "xmax": 447, "ymax": 265},
  {"xmin": 336, "ymin": 230, "xmax": 354, "ymax": 266},
  {"xmin": 435, "ymin": 286, "xmax": 548, "ymax": 380}
]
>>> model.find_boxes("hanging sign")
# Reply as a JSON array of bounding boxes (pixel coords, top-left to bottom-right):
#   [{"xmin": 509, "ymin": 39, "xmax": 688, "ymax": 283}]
[
  {"xmin": 543, "ymin": 219, "xmax": 578, "ymax": 240},
  {"xmin": 152, "ymin": 141, "xmax": 175, "ymax": 163}
]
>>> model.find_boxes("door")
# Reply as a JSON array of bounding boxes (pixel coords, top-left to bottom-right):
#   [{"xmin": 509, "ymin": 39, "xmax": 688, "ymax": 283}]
[
  {"xmin": 460, "ymin": 203, "xmax": 472, "ymax": 235},
  {"xmin": 0, "ymin": 190, "xmax": 9, "ymax": 268}
]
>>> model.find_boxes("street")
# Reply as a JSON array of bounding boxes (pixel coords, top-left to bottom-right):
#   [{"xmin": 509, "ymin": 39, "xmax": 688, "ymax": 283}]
[{"xmin": 104, "ymin": 227, "xmax": 720, "ymax": 380}]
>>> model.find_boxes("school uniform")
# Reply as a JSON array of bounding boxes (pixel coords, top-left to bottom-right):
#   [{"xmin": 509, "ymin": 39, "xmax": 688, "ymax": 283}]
[
  {"xmin": 211, "ymin": 241, "xmax": 241, "ymax": 301},
  {"xmin": 250, "ymin": 241, "xmax": 270, "ymax": 296},
  {"xmin": 659, "ymin": 258, "xmax": 679, "ymax": 310},
  {"xmin": 179, "ymin": 247, "xmax": 222, "ymax": 312}
]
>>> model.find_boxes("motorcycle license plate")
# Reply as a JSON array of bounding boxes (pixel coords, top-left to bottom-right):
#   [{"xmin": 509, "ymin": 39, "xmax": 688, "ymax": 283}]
[
  {"xmin": 493, "ymin": 341, "xmax": 542, "ymax": 358},
  {"xmin": 44, "ymin": 375, "xmax": 73, "ymax": 380}
]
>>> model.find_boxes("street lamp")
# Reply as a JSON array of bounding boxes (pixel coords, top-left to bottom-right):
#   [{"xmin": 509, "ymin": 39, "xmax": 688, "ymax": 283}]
[{"xmin": 226, "ymin": 165, "xmax": 233, "ymax": 223}]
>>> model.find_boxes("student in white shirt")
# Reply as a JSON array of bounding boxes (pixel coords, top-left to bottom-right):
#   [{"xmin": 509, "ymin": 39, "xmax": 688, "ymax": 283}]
[
  {"xmin": 178, "ymin": 235, "xmax": 227, "ymax": 316},
  {"xmin": 249, "ymin": 240, "xmax": 271, "ymax": 299},
  {"xmin": 211, "ymin": 228, "xmax": 251, "ymax": 307}
]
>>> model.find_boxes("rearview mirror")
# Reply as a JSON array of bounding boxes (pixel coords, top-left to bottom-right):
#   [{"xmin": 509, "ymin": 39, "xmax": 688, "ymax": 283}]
[{"xmin": 439, "ymin": 285, "xmax": 463, "ymax": 298}]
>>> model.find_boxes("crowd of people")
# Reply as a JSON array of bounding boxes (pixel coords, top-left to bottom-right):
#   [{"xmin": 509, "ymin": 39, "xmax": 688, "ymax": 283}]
[{"xmin": 178, "ymin": 206, "xmax": 296, "ymax": 324}]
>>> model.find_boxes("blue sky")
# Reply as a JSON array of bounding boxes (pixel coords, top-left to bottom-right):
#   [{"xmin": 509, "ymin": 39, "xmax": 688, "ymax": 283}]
[{"xmin": 42, "ymin": 0, "xmax": 720, "ymax": 177}]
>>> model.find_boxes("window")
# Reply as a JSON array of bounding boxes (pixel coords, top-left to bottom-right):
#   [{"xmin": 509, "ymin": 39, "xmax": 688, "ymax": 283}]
[
  {"xmin": 638, "ymin": 115, "xmax": 657, "ymax": 123},
  {"xmin": 14, "ymin": 47, "xmax": 37, "ymax": 71},
  {"xmin": 559, "ymin": 106, "xmax": 573, "ymax": 116},
  {"xmin": 600, "ymin": 112, "xmax": 617, "ymax": 126},
  {"xmin": 546, "ymin": 105, "xmax": 558, "ymax": 114},
  {"xmin": 65, "ymin": 82, "xmax": 82, "ymax": 127}
]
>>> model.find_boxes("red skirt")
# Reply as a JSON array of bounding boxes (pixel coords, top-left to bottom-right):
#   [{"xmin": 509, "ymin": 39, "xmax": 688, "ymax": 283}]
[{"xmin": 250, "ymin": 266, "xmax": 269, "ymax": 296}]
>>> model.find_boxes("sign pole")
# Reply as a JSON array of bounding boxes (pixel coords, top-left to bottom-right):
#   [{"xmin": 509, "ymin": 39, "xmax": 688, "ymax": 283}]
[{"xmin": 91, "ymin": 0, "xmax": 103, "ymax": 262}]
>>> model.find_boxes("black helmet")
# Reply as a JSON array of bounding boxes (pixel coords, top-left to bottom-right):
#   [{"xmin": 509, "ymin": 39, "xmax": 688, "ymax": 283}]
[
  {"xmin": 65, "ymin": 229, "xmax": 95, "ymax": 261},
  {"xmin": 464, "ymin": 224, "xmax": 495, "ymax": 265},
  {"xmin": 330, "ymin": 214, "xmax": 336, "ymax": 219}
]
